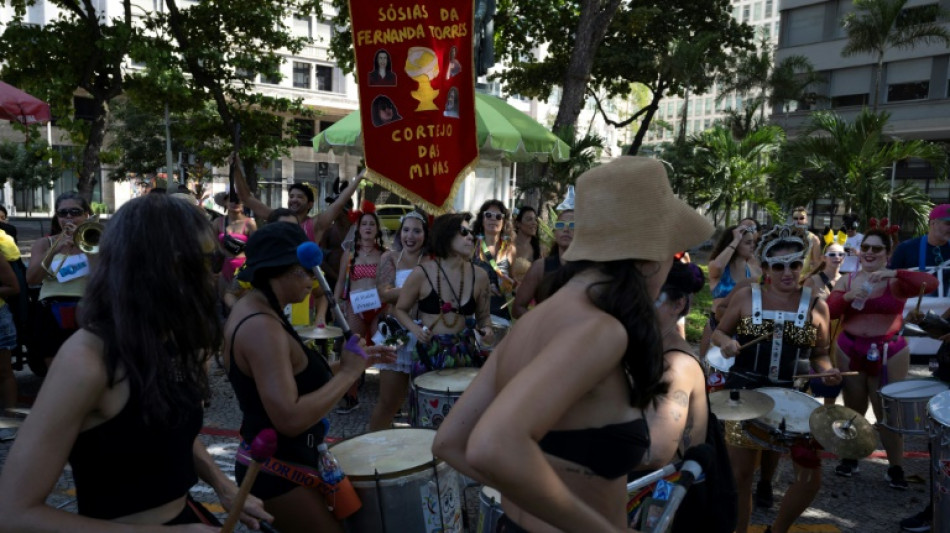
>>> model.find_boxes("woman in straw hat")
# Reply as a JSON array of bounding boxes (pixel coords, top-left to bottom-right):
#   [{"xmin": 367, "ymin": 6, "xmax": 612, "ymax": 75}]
[
  {"xmin": 223, "ymin": 222, "xmax": 395, "ymax": 533},
  {"xmin": 711, "ymin": 224, "xmax": 839, "ymax": 533},
  {"xmin": 433, "ymin": 157, "xmax": 713, "ymax": 532}
]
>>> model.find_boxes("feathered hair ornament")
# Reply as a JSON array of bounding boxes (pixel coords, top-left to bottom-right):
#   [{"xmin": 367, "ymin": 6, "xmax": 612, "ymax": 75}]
[
  {"xmin": 348, "ymin": 200, "xmax": 377, "ymax": 224},
  {"xmin": 868, "ymin": 217, "xmax": 900, "ymax": 236}
]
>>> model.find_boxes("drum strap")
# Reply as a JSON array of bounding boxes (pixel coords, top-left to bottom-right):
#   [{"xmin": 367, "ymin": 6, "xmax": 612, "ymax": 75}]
[{"xmin": 752, "ymin": 285, "xmax": 812, "ymax": 382}]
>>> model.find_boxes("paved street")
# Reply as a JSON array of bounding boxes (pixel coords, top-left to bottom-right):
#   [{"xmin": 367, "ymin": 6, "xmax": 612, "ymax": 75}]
[{"xmin": 0, "ymin": 216, "xmax": 943, "ymax": 532}]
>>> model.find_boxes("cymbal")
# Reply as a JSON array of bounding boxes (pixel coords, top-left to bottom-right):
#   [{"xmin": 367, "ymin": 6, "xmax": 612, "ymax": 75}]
[
  {"xmin": 709, "ymin": 389, "xmax": 775, "ymax": 421},
  {"xmin": 809, "ymin": 405, "xmax": 877, "ymax": 460},
  {"xmin": 0, "ymin": 417, "xmax": 22, "ymax": 429},
  {"xmin": 2, "ymin": 407, "xmax": 29, "ymax": 416},
  {"xmin": 295, "ymin": 325, "xmax": 344, "ymax": 340}
]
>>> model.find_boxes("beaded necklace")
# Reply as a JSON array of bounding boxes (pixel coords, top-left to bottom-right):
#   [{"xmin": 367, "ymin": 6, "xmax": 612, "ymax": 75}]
[{"xmin": 434, "ymin": 259, "xmax": 465, "ymax": 328}]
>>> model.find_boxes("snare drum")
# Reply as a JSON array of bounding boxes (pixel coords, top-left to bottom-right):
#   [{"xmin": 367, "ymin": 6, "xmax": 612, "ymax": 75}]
[
  {"xmin": 928, "ymin": 390, "xmax": 950, "ymax": 533},
  {"xmin": 411, "ymin": 368, "xmax": 479, "ymax": 429},
  {"xmin": 740, "ymin": 388, "xmax": 821, "ymax": 452},
  {"xmin": 332, "ymin": 429, "xmax": 464, "ymax": 533},
  {"xmin": 475, "ymin": 486, "xmax": 504, "ymax": 533},
  {"xmin": 880, "ymin": 379, "xmax": 949, "ymax": 434}
]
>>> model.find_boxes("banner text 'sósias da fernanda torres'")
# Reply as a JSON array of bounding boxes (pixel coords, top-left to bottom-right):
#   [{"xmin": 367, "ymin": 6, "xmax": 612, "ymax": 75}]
[{"xmin": 350, "ymin": 0, "xmax": 477, "ymax": 214}]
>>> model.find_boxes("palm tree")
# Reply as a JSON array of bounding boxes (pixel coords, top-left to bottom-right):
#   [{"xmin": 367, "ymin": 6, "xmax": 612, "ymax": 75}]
[
  {"xmin": 768, "ymin": 55, "xmax": 826, "ymax": 126},
  {"xmin": 689, "ymin": 124, "xmax": 785, "ymax": 226},
  {"xmin": 781, "ymin": 109, "xmax": 948, "ymax": 232},
  {"xmin": 841, "ymin": 0, "xmax": 950, "ymax": 110}
]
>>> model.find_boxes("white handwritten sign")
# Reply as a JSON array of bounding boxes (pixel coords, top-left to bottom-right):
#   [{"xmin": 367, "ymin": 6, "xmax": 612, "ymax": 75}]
[
  {"xmin": 350, "ymin": 288, "xmax": 382, "ymax": 314},
  {"xmin": 56, "ymin": 254, "xmax": 90, "ymax": 283}
]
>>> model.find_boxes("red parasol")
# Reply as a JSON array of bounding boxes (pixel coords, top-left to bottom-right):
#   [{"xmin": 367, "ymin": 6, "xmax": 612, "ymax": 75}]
[{"xmin": 0, "ymin": 81, "xmax": 51, "ymax": 125}]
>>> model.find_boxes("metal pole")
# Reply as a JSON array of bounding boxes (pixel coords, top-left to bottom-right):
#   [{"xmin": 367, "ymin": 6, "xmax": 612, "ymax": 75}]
[
  {"xmin": 164, "ymin": 103, "xmax": 176, "ymax": 191},
  {"xmin": 888, "ymin": 161, "xmax": 897, "ymax": 221}
]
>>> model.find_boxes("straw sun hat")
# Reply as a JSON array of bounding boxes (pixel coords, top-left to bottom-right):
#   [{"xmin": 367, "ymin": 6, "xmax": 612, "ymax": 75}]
[{"xmin": 562, "ymin": 156, "xmax": 713, "ymax": 263}]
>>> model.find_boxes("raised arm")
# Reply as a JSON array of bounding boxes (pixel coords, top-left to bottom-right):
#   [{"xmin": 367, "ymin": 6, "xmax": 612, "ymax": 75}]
[
  {"xmin": 312, "ymin": 172, "xmax": 364, "ymax": 242},
  {"xmin": 231, "ymin": 154, "xmax": 273, "ymax": 220}
]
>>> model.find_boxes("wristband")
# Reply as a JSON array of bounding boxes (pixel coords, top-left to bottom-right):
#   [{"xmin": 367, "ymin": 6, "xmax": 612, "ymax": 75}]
[{"xmin": 344, "ymin": 334, "xmax": 368, "ymax": 360}]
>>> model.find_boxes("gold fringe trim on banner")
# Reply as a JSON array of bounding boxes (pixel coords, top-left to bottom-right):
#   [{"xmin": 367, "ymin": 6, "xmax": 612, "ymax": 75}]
[{"xmin": 365, "ymin": 157, "xmax": 479, "ymax": 215}]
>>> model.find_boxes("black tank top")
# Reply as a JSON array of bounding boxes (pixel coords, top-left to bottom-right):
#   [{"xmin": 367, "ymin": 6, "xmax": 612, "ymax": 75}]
[
  {"xmin": 228, "ymin": 312, "xmax": 333, "ymax": 465},
  {"xmin": 69, "ymin": 375, "xmax": 202, "ymax": 519},
  {"xmin": 417, "ymin": 264, "xmax": 477, "ymax": 315}
]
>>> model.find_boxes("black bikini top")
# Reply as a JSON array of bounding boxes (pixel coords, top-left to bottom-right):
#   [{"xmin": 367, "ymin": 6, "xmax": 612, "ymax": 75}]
[
  {"xmin": 417, "ymin": 264, "xmax": 477, "ymax": 316},
  {"xmin": 538, "ymin": 418, "xmax": 650, "ymax": 479}
]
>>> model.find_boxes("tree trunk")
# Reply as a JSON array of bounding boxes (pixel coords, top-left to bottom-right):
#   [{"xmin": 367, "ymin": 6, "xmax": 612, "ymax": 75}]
[
  {"xmin": 677, "ymin": 87, "xmax": 691, "ymax": 145},
  {"xmin": 626, "ymin": 81, "xmax": 666, "ymax": 155},
  {"xmin": 76, "ymin": 97, "xmax": 109, "ymax": 202},
  {"xmin": 550, "ymin": 0, "xmax": 623, "ymax": 134},
  {"xmin": 873, "ymin": 53, "xmax": 884, "ymax": 111}
]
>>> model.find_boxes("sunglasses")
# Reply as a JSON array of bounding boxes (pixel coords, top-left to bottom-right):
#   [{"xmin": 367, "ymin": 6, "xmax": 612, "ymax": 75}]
[
  {"xmin": 860, "ymin": 244, "xmax": 886, "ymax": 254},
  {"xmin": 554, "ymin": 221, "xmax": 575, "ymax": 230},
  {"xmin": 825, "ymin": 252, "xmax": 845, "ymax": 258},
  {"xmin": 483, "ymin": 212, "xmax": 505, "ymax": 221},
  {"xmin": 458, "ymin": 227, "xmax": 473, "ymax": 237},
  {"xmin": 56, "ymin": 208, "xmax": 85, "ymax": 218},
  {"xmin": 765, "ymin": 257, "xmax": 804, "ymax": 272}
]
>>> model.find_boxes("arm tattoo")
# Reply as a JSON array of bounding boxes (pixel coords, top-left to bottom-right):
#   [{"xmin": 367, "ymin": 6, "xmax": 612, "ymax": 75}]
[{"xmin": 670, "ymin": 390, "xmax": 689, "ymax": 408}]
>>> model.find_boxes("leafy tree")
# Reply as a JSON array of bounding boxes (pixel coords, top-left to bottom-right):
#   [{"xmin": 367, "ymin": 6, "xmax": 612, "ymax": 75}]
[
  {"xmin": 779, "ymin": 109, "xmax": 948, "ymax": 232},
  {"xmin": 0, "ymin": 0, "xmax": 135, "ymax": 200},
  {"xmin": 516, "ymin": 127, "xmax": 603, "ymax": 210},
  {"xmin": 133, "ymin": 0, "xmax": 319, "ymax": 188},
  {"xmin": 590, "ymin": 1, "xmax": 754, "ymax": 155},
  {"xmin": 841, "ymin": 0, "xmax": 950, "ymax": 110},
  {"xmin": 0, "ymin": 138, "xmax": 59, "ymax": 195}
]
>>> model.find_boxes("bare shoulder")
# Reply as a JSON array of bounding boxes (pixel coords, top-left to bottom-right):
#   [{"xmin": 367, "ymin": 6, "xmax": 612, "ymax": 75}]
[{"xmin": 52, "ymin": 330, "xmax": 107, "ymax": 383}]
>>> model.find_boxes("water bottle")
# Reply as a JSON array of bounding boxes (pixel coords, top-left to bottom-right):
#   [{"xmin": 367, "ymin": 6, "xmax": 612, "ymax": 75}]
[
  {"xmin": 317, "ymin": 443, "xmax": 345, "ymax": 485},
  {"xmin": 866, "ymin": 342, "xmax": 880, "ymax": 363},
  {"xmin": 851, "ymin": 280, "xmax": 874, "ymax": 311}
]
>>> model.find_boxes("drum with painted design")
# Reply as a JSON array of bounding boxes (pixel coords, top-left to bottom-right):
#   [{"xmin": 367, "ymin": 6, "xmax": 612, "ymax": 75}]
[
  {"xmin": 411, "ymin": 367, "xmax": 479, "ymax": 429},
  {"xmin": 881, "ymin": 379, "xmax": 949, "ymax": 434},
  {"xmin": 332, "ymin": 429, "xmax": 463, "ymax": 533},
  {"xmin": 476, "ymin": 485, "xmax": 504, "ymax": 533}
]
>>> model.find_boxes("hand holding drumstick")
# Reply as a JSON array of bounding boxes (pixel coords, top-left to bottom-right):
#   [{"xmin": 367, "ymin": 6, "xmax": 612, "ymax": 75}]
[{"xmin": 220, "ymin": 429, "xmax": 278, "ymax": 533}]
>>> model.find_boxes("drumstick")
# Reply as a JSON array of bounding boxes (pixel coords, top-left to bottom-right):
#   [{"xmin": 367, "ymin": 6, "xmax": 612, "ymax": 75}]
[
  {"xmin": 220, "ymin": 429, "xmax": 278, "ymax": 533},
  {"xmin": 792, "ymin": 371, "xmax": 859, "ymax": 379},
  {"xmin": 915, "ymin": 285, "xmax": 925, "ymax": 315},
  {"xmin": 738, "ymin": 333, "xmax": 771, "ymax": 351}
]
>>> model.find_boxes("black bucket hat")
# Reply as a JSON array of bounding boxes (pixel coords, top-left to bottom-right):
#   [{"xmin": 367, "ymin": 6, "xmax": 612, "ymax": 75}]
[{"xmin": 237, "ymin": 222, "xmax": 308, "ymax": 283}]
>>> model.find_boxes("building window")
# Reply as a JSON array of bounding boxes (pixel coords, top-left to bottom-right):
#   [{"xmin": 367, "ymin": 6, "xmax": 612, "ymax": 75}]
[
  {"xmin": 261, "ymin": 70, "xmax": 281, "ymax": 85},
  {"xmin": 765, "ymin": 0, "xmax": 773, "ymax": 18},
  {"xmin": 753, "ymin": 2, "xmax": 762, "ymax": 21},
  {"xmin": 293, "ymin": 62, "xmax": 311, "ymax": 89},
  {"xmin": 888, "ymin": 81, "xmax": 929, "ymax": 102},
  {"xmin": 293, "ymin": 14, "xmax": 312, "ymax": 39},
  {"xmin": 315, "ymin": 65, "xmax": 334, "ymax": 91},
  {"xmin": 294, "ymin": 119, "xmax": 315, "ymax": 147},
  {"xmin": 742, "ymin": 5, "xmax": 750, "ymax": 22},
  {"xmin": 831, "ymin": 94, "xmax": 868, "ymax": 107},
  {"xmin": 785, "ymin": 5, "xmax": 824, "ymax": 46}
]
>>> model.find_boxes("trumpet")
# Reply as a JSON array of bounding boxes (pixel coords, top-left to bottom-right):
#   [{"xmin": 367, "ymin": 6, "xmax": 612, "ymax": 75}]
[{"xmin": 41, "ymin": 216, "xmax": 104, "ymax": 277}]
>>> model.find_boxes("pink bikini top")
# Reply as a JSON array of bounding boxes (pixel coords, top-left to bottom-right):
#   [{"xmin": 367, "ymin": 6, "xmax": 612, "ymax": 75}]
[{"xmin": 351, "ymin": 263, "xmax": 378, "ymax": 281}]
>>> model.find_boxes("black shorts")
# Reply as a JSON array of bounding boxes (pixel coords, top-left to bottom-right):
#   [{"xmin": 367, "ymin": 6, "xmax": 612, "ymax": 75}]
[{"xmin": 164, "ymin": 494, "xmax": 221, "ymax": 526}]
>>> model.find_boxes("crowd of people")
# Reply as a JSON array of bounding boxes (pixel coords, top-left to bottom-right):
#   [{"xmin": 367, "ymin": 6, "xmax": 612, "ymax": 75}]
[{"xmin": 0, "ymin": 157, "xmax": 947, "ymax": 532}]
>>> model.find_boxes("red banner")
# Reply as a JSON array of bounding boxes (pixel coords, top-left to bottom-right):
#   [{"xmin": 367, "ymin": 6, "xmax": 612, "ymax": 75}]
[{"xmin": 349, "ymin": 0, "xmax": 477, "ymax": 214}]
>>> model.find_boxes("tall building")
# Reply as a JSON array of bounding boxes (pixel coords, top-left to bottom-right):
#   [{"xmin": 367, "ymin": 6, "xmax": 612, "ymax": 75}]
[
  {"xmin": 775, "ymin": 0, "xmax": 950, "ymax": 226},
  {"xmin": 643, "ymin": 0, "xmax": 782, "ymax": 147}
]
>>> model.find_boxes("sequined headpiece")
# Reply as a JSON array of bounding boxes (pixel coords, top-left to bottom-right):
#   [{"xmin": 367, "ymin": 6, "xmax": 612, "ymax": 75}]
[{"xmin": 756, "ymin": 224, "xmax": 810, "ymax": 263}]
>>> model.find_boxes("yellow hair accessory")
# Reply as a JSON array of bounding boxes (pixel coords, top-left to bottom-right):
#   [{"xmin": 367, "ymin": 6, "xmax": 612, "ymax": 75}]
[{"xmin": 823, "ymin": 229, "xmax": 848, "ymax": 247}]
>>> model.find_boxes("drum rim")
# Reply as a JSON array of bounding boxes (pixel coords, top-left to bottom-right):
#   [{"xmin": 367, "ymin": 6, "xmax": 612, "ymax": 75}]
[
  {"xmin": 413, "ymin": 368, "xmax": 479, "ymax": 393},
  {"xmin": 331, "ymin": 428, "xmax": 442, "ymax": 479},
  {"xmin": 881, "ymin": 378, "xmax": 949, "ymax": 398},
  {"xmin": 346, "ymin": 457, "xmax": 444, "ymax": 481},
  {"xmin": 753, "ymin": 387, "xmax": 820, "ymax": 434}
]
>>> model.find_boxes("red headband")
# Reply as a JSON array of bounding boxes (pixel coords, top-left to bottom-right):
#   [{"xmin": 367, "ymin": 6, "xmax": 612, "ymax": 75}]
[
  {"xmin": 348, "ymin": 200, "xmax": 377, "ymax": 224},
  {"xmin": 868, "ymin": 217, "xmax": 900, "ymax": 235}
]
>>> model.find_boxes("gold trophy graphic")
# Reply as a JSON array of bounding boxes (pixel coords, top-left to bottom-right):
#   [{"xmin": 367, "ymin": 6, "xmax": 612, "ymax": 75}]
[{"xmin": 405, "ymin": 46, "xmax": 440, "ymax": 111}]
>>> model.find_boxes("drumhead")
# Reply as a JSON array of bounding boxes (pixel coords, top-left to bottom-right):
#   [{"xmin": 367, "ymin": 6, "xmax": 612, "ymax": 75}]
[
  {"xmin": 929, "ymin": 390, "xmax": 950, "ymax": 427},
  {"xmin": 705, "ymin": 346, "xmax": 734, "ymax": 372},
  {"xmin": 481, "ymin": 485, "xmax": 502, "ymax": 503},
  {"xmin": 331, "ymin": 429, "xmax": 438, "ymax": 479},
  {"xmin": 755, "ymin": 388, "xmax": 821, "ymax": 435},
  {"xmin": 491, "ymin": 315, "xmax": 510, "ymax": 328},
  {"xmin": 414, "ymin": 367, "xmax": 479, "ymax": 393},
  {"xmin": 881, "ymin": 379, "xmax": 949, "ymax": 399}
]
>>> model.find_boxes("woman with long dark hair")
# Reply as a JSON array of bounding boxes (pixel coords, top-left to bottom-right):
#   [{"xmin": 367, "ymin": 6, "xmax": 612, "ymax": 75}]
[
  {"xmin": 433, "ymin": 157, "xmax": 714, "ymax": 532},
  {"xmin": 0, "ymin": 194, "xmax": 271, "ymax": 531},
  {"xmin": 224, "ymin": 222, "xmax": 395, "ymax": 533},
  {"xmin": 511, "ymin": 209, "xmax": 573, "ymax": 319},
  {"xmin": 511, "ymin": 206, "xmax": 541, "ymax": 285},
  {"xmin": 216, "ymin": 193, "xmax": 257, "ymax": 292},
  {"xmin": 333, "ymin": 203, "xmax": 386, "ymax": 413},
  {"xmin": 369, "ymin": 211, "xmax": 431, "ymax": 431},
  {"xmin": 25, "ymin": 192, "xmax": 96, "ymax": 374},
  {"xmin": 394, "ymin": 213, "xmax": 494, "ymax": 376},
  {"xmin": 472, "ymin": 199, "xmax": 515, "ymax": 320},
  {"xmin": 700, "ymin": 225, "xmax": 760, "ymax": 359}
]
